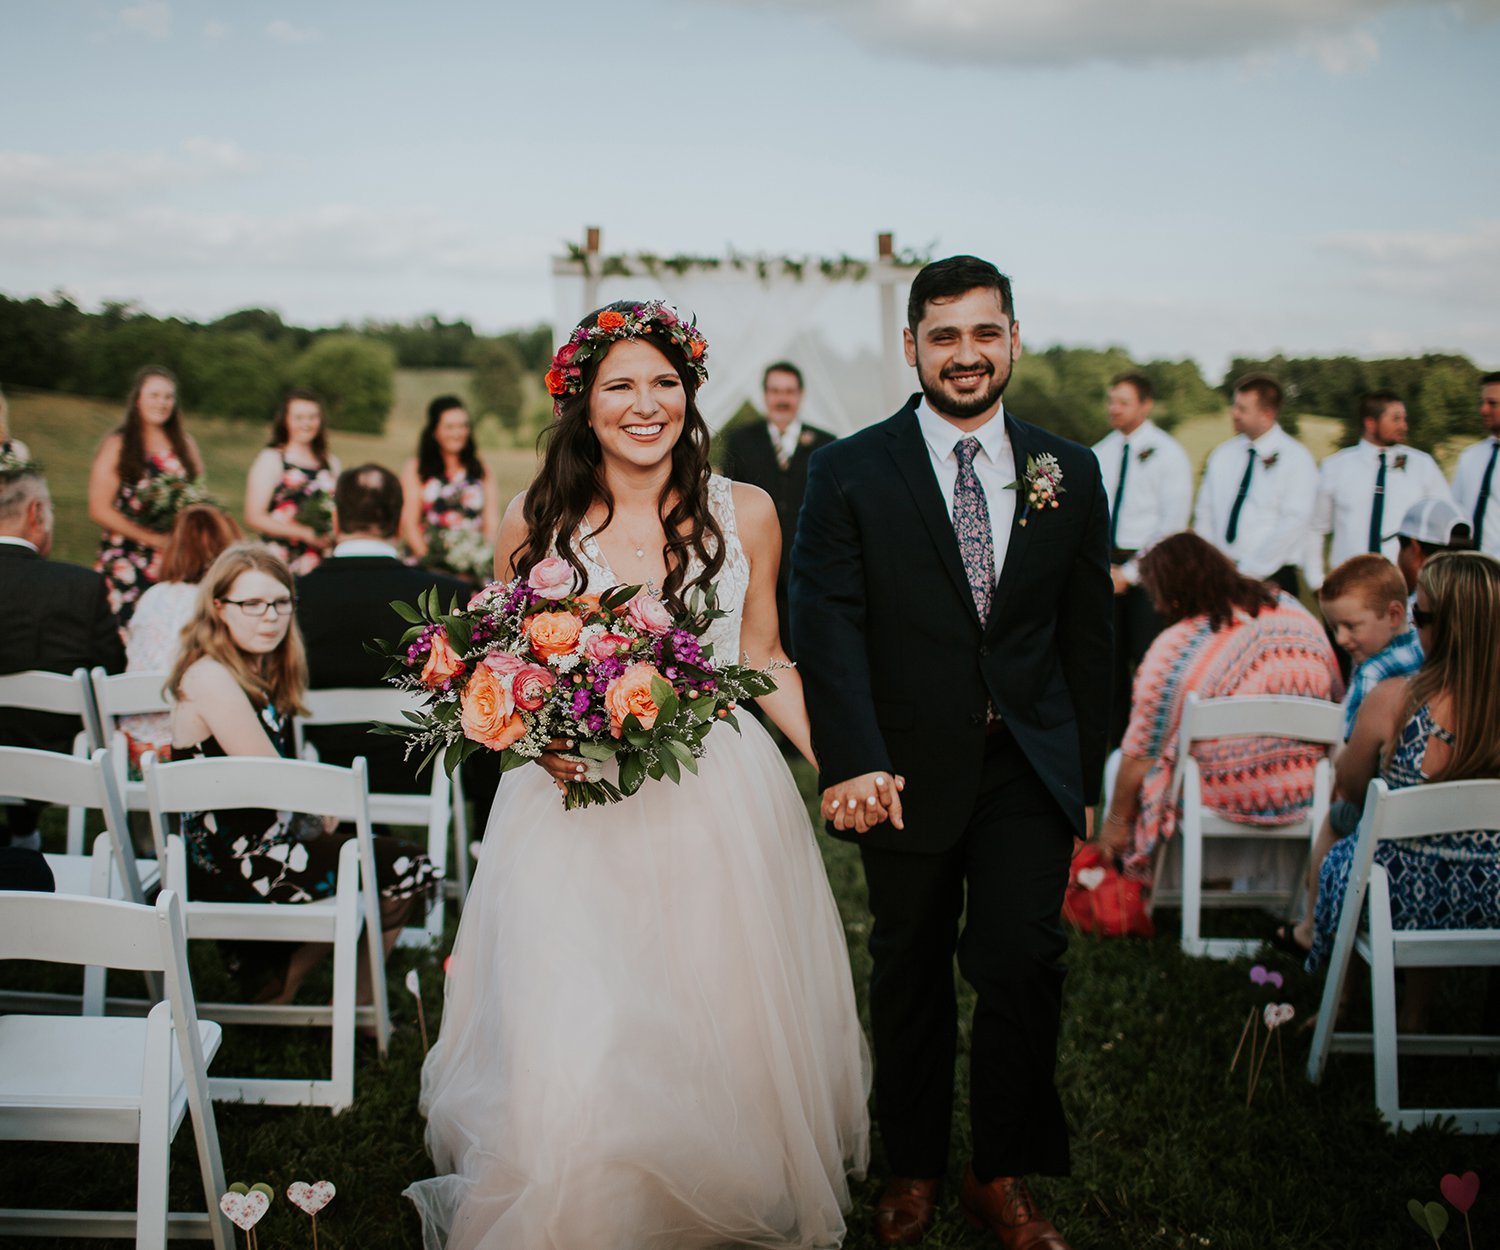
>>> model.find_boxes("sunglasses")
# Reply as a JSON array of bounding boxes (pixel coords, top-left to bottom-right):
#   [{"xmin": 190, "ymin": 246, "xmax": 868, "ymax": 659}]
[{"xmin": 1411, "ymin": 605, "xmax": 1436, "ymax": 628}]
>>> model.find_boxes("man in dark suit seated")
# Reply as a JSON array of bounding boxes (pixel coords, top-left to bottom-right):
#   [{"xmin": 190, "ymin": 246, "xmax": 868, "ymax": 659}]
[
  {"xmin": 296, "ymin": 464, "xmax": 474, "ymax": 795},
  {"xmin": 721, "ymin": 361, "xmax": 836, "ymax": 657},
  {"xmin": 0, "ymin": 463, "xmax": 125, "ymax": 848}
]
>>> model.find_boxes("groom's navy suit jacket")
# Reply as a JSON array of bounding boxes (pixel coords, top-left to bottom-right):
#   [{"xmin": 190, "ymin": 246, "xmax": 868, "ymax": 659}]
[{"xmin": 790, "ymin": 396, "xmax": 1113, "ymax": 851}]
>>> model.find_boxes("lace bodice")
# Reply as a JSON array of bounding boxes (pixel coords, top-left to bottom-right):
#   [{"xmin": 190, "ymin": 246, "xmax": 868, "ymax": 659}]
[{"xmin": 572, "ymin": 475, "xmax": 751, "ymax": 663}]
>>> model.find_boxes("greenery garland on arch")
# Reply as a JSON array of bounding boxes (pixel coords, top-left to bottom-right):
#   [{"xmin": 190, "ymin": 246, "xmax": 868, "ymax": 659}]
[{"xmin": 563, "ymin": 243, "xmax": 932, "ymax": 283}]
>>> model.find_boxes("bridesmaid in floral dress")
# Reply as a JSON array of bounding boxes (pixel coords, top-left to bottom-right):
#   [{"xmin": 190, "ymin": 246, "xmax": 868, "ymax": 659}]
[
  {"xmin": 0, "ymin": 384, "xmax": 32, "ymax": 465},
  {"xmin": 244, "ymin": 387, "xmax": 340, "ymax": 576},
  {"xmin": 399, "ymin": 395, "xmax": 499, "ymax": 583},
  {"xmin": 87, "ymin": 366, "xmax": 205, "ymax": 625}
]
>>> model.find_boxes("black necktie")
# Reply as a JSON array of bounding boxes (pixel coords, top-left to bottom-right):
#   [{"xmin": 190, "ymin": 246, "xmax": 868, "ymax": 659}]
[
  {"xmin": 1109, "ymin": 444, "xmax": 1130, "ymax": 549},
  {"xmin": 1225, "ymin": 447, "xmax": 1257, "ymax": 545},
  {"xmin": 1474, "ymin": 441, "xmax": 1498, "ymax": 549},
  {"xmin": 1368, "ymin": 450, "xmax": 1387, "ymax": 552}
]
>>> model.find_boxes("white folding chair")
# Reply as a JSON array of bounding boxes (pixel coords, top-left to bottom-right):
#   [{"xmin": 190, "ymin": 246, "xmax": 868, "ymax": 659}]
[
  {"xmin": 0, "ymin": 889, "xmax": 231, "ymax": 1248},
  {"xmin": 1306, "ymin": 777, "xmax": 1500, "ymax": 1133},
  {"xmin": 0, "ymin": 667, "xmax": 102, "ymax": 854},
  {"xmin": 89, "ymin": 666, "xmax": 174, "ymax": 813},
  {"xmin": 298, "ymin": 686, "xmax": 464, "ymax": 948},
  {"xmin": 0, "ymin": 745, "xmax": 162, "ymax": 1015},
  {"xmin": 1152, "ymin": 693, "xmax": 1343, "ymax": 958},
  {"xmin": 143, "ymin": 753, "xmax": 390, "ymax": 1112}
]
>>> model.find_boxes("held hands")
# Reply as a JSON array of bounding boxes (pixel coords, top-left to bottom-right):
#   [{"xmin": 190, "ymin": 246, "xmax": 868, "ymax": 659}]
[
  {"xmin": 820, "ymin": 772, "xmax": 905, "ymax": 835},
  {"xmin": 538, "ymin": 738, "xmax": 583, "ymax": 792}
]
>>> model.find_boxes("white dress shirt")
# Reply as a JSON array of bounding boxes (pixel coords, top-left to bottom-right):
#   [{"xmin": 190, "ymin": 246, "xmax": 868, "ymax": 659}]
[
  {"xmin": 332, "ymin": 538, "xmax": 401, "ymax": 558},
  {"xmin": 0, "ymin": 535, "xmax": 39, "ymax": 553},
  {"xmin": 1091, "ymin": 419, "xmax": 1193, "ymax": 584},
  {"xmin": 1192, "ymin": 423, "xmax": 1318, "ymax": 579},
  {"xmin": 767, "ymin": 419, "xmax": 803, "ymax": 467},
  {"xmin": 1304, "ymin": 440, "xmax": 1454, "ymax": 588},
  {"xmin": 915, "ymin": 398, "xmax": 1017, "ymax": 579},
  {"xmin": 1451, "ymin": 436, "xmax": 1500, "ymax": 559}
]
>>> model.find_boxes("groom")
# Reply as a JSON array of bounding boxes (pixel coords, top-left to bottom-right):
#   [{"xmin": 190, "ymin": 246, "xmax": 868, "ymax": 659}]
[{"xmin": 790, "ymin": 256, "xmax": 1111, "ymax": 1249}]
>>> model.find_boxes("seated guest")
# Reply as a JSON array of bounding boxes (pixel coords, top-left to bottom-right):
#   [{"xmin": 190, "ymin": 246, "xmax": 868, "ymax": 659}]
[
  {"xmin": 167, "ymin": 543, "xmax": 436, "ymax": 1002},
  {"xmin": 1274, "ymin": 554, "xmax": 1423, "ymax": 954},
  {"xmin": 120, "ymin": 504, "xmax": 243, "ymax": 758},
  {"xmin": 0, "ymin": 464, "xmax": 125, "ymax": 849},
  {"xmin": 295, "ymin": 464, "xmax": 479, "ymax": 794},
  {"xmin": 1097, "ymin": 531, "xmax": 1342, "ymax": 878},
  {"xmin": 1307, "ymin": 552, "xmax": 1500, "ymax": 1024},
  {"xmin": 1395, "ymin": 496, "xmax": 1473, "ymax": 597}
]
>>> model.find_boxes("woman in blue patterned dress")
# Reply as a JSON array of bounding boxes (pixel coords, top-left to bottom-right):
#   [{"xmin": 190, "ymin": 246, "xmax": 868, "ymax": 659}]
[
  {"xmin": 244, "ymin": 387, "xmax": 340, "ymax": 575},
  {"xmin": 1309, "ymin": 552, "xmax": 1500, "ymax": 1022},
  {"xmin": 88, "ymin": 366, "xmax": 205, "ymax": 625},
  {"xmin": 399, "ymin": 395, "xmax": 499, "ymax": 583}
]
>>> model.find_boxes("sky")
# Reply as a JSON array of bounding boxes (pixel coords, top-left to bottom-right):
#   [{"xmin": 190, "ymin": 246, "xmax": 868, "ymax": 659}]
[{"xmin": 3, "ymin": 0, "xmax": 1497, "ymax": 380}]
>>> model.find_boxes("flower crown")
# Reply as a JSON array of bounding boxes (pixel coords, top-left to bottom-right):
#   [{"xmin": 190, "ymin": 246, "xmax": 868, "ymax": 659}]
[{"xmin": 545, "ymin": 300, "xmax": 709, "ymax": 400}]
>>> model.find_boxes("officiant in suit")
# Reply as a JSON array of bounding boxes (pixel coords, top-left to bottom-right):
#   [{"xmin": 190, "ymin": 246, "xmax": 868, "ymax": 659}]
[
  {"xmin": 792, "ymin": 257, "xmax": 1111, "ymax": 1250},
  {"xmin": 296, "ymin": 464, "xmax": 500, "ymax": 825},
  {"xmin": 0, "ymin": 463, "xmax": 125, "ymax": 847},
  {"xmin": 721, "ymin": 361, "xmax": 835, "ymax": 656}
]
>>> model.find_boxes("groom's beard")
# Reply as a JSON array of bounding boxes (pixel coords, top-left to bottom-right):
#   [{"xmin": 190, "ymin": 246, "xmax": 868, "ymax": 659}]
[{"xmin": 916, "ymin": 351, "xmax": 1013, "ymax": 421}]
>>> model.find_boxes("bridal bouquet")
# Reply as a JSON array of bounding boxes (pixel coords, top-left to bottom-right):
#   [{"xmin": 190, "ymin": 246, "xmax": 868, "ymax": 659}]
[
  {"xmin": 135, "ymin": 471, "xmax": 212, "ymax": 530},
  {"xmin": 374, "ymin": 557, "xmax": 778, "ymax": 808}
]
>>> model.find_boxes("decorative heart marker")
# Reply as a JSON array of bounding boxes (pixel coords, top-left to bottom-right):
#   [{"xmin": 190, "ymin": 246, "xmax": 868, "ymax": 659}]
[
  {"xmin": 288, "ymin": 1179, "xmax": 336, "ymax": 1215},
  {"xmin": 1264, "ymin": 970, "xmax": 1284, "ymax": 989},
  {"xmin": 405, "ymin": 969, "xmax": 421, "ymax": 997},
  {"xmin": 1250, "ymin": 965, "xmax": 1270, "ymax": 985},
  {"xmin": 220, "ymin": 1190, "xmax": 270, "ymax": 1231},
  {"xmin": 1263, "ymin": 1003, "xmax": 1295, "ymax": 1029},
  {"xmin": 1408, "ymin": 1198, "xmax": 1450, "ymax": 1241},
  {"xmin": 1076, "ymin": 867, "xmax": 1106, "ymax": 891},
  {"xmin": 1441, "ymin": 1171, "xmax": 1479, "ymax": 1213}
]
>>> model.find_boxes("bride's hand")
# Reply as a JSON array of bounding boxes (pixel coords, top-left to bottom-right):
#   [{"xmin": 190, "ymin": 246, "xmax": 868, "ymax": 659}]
[{"xmin": 536, "ymin": 738, "xmax": 585, "ymax": 792}]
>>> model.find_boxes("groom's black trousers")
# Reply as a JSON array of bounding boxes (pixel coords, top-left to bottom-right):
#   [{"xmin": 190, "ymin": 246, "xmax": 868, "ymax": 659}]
[{"xmin": 859, "ymin": 722, "xmax": 1073, "ymax": 1180}]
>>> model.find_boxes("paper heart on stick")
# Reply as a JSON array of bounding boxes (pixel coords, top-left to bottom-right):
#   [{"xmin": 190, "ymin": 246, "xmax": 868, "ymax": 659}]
[
  {"xmin": 1263, "ymin": 1003, "xmax": 1295, "ymax": 1028},
  {"xmin": 1264, "ymin": 970, "xmax": 1283, "ymax": 989},
  {"xmin": 1440, "ymin": 1170, "xmax": 1479, "ymax": 1213},
  {"xmin": 404, "ymin": 969, "xmax": 421, "ymax": 997},
  {"xmin": 1076, "ymin": 867, "xmax": 1106, "ymax": 891},
  {"xmin": 1408, "ymin": 1198, "xmax": 1450, "ymax": 1239},
  {"xmin": 288, "ymin": 1180, "xmax": 336, "ymax": 1215},
  {"xmin": 1249, "ymin": 964, "xmax": 1270, "ymax": 985},
  {"xmin": 219, "ymin": 1190, "xmax": 270, "ymax": 1231}
]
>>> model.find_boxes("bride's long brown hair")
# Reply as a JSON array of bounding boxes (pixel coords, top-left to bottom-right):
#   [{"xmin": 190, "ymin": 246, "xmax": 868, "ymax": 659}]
[{"xmin": 510, "ymin": 303, "xmax": 725, "ymax": 609}]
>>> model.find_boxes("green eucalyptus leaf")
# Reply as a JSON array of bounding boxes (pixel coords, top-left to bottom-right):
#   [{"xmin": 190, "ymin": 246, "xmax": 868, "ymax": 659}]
[{"xmin": 391, "ymin": 600, "xmax": 423, "ymax": 624}]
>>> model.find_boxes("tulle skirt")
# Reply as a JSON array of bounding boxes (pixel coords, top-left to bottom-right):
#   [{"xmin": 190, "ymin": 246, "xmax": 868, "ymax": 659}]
[{"xmin": 404, "ymin": 714, "xmax": 871, "ymax": 1250}]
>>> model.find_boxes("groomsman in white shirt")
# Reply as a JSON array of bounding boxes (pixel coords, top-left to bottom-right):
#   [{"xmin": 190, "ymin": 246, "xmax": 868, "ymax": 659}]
[
  {"xmin": 1193, "ymin": 372, "xmax": 1317, "ymax": 595},
  {"xmin": 1303, "ymin": 390, "xmax": 1453, "ymax": 591},
  {"xmin": 1092, "ymin": 371, "xmax": 1192, "ymax": 745},
  {"xmin": 1450, "ymin": 371, "xmax": 1500, "ymax": 559}
]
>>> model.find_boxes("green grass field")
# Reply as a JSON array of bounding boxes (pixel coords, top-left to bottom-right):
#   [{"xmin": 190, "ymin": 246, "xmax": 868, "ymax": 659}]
[{"xmin": 6, "ymin": 387, "xmax": 1495, "ymax": 1247}]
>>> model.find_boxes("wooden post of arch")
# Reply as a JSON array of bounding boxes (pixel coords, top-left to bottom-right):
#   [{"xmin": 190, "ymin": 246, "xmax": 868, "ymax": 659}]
[
  {"xmin": 583, "ymin": 227, "xmax": 602, "ymax": 318},
  {"xmin": 876, "ymin": 231, "xmax": 905, "ymax": 413}
]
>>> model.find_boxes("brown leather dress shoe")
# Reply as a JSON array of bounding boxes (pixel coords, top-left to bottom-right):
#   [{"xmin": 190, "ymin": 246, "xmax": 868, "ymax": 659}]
[
  {"xmin": 874, "ymin": 1176, "xmax": 941, "ymax": 1246},
  {"xmin": 958, "ymin": 1168, "xmax": 1071, "ymax": 1250}
]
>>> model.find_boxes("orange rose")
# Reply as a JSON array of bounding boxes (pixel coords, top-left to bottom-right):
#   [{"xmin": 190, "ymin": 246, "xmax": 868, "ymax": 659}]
[
  {"xmin": 545, "ymin": 367, "xmax": 569, "ymax": 396},
  {"xmin": 526, "ymin": 610, "xmax": 584, "ymax": 661},
  {"xmin": 419, "ymin": 629, "xmax": 466, "ymax": 688},
  {"xmin": 689, "ymin": 338, "xmax": 705, "ymax": 359},
  {"xmin": 597, "ymin": 309, "xmax": 626, "ymax": 331},
  {"xmin": 605, "ymin": 662, "xmax": 666, "ymax": 738},
  {"xmin": 574, "ymin": 592, "xmax": 604, "ymax": 620},
  {"xmin": 460, "ymin": 664, "xmax": 526, "ymax": 751}
]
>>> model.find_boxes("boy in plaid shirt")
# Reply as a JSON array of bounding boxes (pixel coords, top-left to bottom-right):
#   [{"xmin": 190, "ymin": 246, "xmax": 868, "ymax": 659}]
[{"xmin": 1275, "ymin": 555, "xmax": 1423, "ymax": 955}]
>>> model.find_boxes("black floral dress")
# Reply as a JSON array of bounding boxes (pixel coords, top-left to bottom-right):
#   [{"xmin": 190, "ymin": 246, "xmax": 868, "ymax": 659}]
[
  {"xmin": 419, "ymin": 470, "xmax": 490, "ymax": 581},
  {"xmin": 258, "ymin": 456, "xmax": 337, "ymax": 575},
  {"xmin": 180, "ymin": 702, "xmax": 437, "ymax": 924},
  {"xmin": 95, "ymin": 448, "xmax": 191, "ymax": 625}
]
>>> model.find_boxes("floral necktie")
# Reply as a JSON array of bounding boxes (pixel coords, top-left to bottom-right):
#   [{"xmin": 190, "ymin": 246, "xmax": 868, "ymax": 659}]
[{"xmin": 953, "ymin": 437, "xmax": 995, "ymax": 623}]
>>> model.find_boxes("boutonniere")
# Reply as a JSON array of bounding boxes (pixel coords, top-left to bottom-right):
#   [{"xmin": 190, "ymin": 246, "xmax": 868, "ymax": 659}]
[
  {"xmin": 1005, "ymin": 453, "xmax": 1065, "ymax": 526},
  {"xmin": 799, "ymin": 430, "xmax": 815, "ymax": 447},
  {"xmin": 1137, "ymin": 446, "xmax": 1156, "ymax": 464},
  {"xmin": 1261, "ymin": 452, "xmax": 1280, "ymax": 469},
  {"xmin": 1393, "ymin": 452, "xmax": 1408, "ymax": 471}
]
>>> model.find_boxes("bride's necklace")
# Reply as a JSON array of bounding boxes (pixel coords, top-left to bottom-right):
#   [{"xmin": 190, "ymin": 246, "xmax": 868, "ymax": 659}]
[{"xmin": 594, "ymin": 510, "xmax": 661, "ymax": 561}]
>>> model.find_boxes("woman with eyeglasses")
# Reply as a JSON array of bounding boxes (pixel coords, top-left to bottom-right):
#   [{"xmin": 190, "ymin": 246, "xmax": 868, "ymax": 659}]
[
  {"xmin": 166, "ymin": 543, "xmax": 436, "ymax": 1003},
  {"xmin": 1306, "ymin": 551, "xmax": 1500, "ymax": 1018}
]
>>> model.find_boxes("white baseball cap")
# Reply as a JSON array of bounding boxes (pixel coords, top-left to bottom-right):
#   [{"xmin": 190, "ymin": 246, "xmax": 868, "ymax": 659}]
[{"xmin": 1395, "ymin": 497, "xmax": 1472, "ymax": 547}]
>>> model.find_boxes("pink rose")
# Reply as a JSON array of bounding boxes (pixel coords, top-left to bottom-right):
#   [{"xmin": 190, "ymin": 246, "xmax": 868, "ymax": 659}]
[
  {"xmin": 527, "ymin": 556, "xmax": 574, "ymax": 600},
  {"xmin": 605, "ymin": 663, "xmax": 666, "ymax": 737},
  {"xmin": 513, "ymin": 663, "xmax": 557, "ymax": 712},
  {"xmin": 584, "ymin": 631, "xmax": 632, "ymax": 664},
  {"xmin": 557, "ymin": 341, "xmax": 579, "ymax": 365},
  {"xmin": 625, "ymin": 592, "xmax": 673, "ymax": 636},
  {"xmin": 482, "ymin": 650, "xmax": 526, "ymax": 678}
]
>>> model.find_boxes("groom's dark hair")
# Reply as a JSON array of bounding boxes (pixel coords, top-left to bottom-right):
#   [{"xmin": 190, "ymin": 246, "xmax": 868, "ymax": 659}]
[{"xmin": 907, "ymin": 255, "xmax": 1014, "ymax": 331}]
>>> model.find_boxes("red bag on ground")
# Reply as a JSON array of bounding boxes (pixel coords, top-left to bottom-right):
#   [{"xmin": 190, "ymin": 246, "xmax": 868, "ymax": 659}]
[{"xmin": 1062, "ymin": 842, "xmax": 1154, "ymax": 937}]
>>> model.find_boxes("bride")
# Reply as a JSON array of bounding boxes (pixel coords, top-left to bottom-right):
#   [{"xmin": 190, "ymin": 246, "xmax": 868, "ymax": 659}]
[{"xmin": 404, "ymin": 302, "xmax": 871, "ymax": 1249}]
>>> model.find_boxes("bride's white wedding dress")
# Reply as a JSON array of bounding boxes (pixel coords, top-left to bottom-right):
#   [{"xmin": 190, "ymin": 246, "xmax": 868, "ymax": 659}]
[{"xmin": 405, "ymin": 476, "xmax": 870, "ymax": 1249}]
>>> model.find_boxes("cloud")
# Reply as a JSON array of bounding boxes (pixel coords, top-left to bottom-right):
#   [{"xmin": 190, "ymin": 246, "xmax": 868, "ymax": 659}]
[
  {"xmin": 202, "ymin": 19, "xmax": 229, "ymax": 43},
  {"xmin": 266, "ymin": 18, "xmax": 318, "ymax": 44},
  {"xmin": 1322, "ymin": 220, "xmax": 1500, "ymax": 306},
  {"xmin": 115, "ymin": 0, "xmax": 171, "ymax": 39},
  {"xmin": 0, "ymin": 142, "xmax": 255, "ymax": 212},
  {"xmin": 716, "ymin": 0, "xmax": 1497, "ymax": 68}
]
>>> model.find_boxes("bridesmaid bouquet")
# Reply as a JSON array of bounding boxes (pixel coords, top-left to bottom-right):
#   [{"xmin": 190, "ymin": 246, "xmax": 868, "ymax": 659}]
[
  {"xmin": 135, "ymin": 471, "xmax": 211, "ymax": 530},
  {"xmin": 424, "ymin": 526, "xmax": 493, "ymax": 582},
  {"xmin": 374, "ymin": 557, "xmax": 779, "ymax": 808}
]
